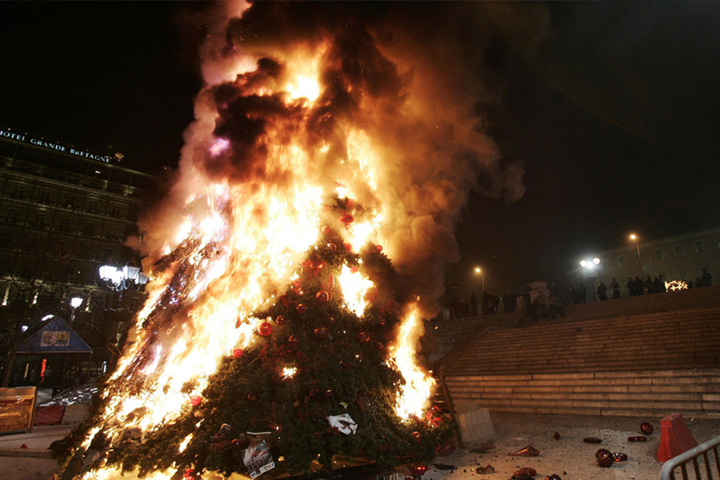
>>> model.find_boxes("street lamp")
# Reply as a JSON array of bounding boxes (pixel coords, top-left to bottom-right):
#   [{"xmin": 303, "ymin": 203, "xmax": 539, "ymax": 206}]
[
  {"xmin": 474, "ymin": 266, "xmax": 485, "ymax": 292},
  {"xmin": 629, "ymin": 233, "xmax": 644, "ymax": 278},
  {"xmin": 99, "ymin": 264, "xmax": 148, "ymax": 292},
  {"xmin": 69, "ymin": 296, "xmax": 83, "ymax": 324}
]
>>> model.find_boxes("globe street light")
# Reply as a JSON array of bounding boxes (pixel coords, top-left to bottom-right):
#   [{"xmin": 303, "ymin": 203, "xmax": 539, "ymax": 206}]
[
  {"xmin": 474, "ymin": 266, "xmax": 485, "ymax": 292},
  {"xmin": 629, "ymin": 233, "xmax": 644, "ymax": 278},
  {"xmin": 99, "ymin": 264, "xmax": 148, "ymax": 292}
]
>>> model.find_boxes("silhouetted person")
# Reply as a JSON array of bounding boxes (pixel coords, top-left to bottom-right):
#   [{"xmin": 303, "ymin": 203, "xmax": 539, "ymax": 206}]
[
  {"xmin": 634, "ymin": 276, "xmax": 644, "ymax": 295},
  {"xmin": 627, "ymin": 277, "xmax": 636, "ymax": 297},
  {"xmin": 610, "ymin": 278, "xmax": 621, "ymax": 299},
  {"xmin": 699, "ymin": 269, "xmax": 712, "ymax": 287},
  {"xmin": 597, "ymin": 282, "xmax": 608, "ymax": 301}
]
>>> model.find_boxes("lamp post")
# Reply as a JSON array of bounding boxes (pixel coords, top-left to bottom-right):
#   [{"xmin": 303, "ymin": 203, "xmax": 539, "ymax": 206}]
[
  {"xmin": 580, "ymin": 257, "xmax": 601, "ymax": 301},
  {"xmin": 629, "ymin": 234, "xmax": 644, "ymax": 278},
  {"xmin": 69, "ymin": 296, "xmax": 83, "ymax": 324},
  {"xmin": 474, "ymin": 267, "xmax": 485, "ymax": 293},
  {"xmin": 98, "ymin": 264, "xmax": 148, "ymax": 301}
]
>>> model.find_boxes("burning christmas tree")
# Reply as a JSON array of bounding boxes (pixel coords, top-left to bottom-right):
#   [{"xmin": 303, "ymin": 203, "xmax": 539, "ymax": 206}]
[{"xmin": 54, "ymin": 2, "xmax": 524, "ymax": 478}]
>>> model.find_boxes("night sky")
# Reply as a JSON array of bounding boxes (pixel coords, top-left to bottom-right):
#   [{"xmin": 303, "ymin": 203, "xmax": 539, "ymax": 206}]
[{"xmin": 2, "ymin": 2, "xmax": 719, "ymax": 297}]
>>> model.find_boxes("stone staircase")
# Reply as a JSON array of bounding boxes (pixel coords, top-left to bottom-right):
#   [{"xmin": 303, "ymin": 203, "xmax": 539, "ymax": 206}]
[{"xmin": 439, "ymin": 286, "xmax": 720, "ymax": 419}]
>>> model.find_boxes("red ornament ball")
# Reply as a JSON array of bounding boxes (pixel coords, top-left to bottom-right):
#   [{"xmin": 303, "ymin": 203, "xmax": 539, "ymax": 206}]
[
  {"xmin": 275, "ymin": 315, "xmax": 287, "ymax": 325},
  {"xmin": 350, "ymin": 266, "xmax": 359, "ymax": 274},
  {"xmin": 322, "ymin": 226, "xmax": 331, "ymax": 234},
  {"xmin": 408, "ymin": 464, "xmax": 427, "ymax": 477},
  {"xmin": 340, "ymin": 214, "xmax": 354, "ymax": 225},
  {"xmin": 288, "ymin": 335, "xmax": 298, "ymax": 344},
  {"xmin": 412, "ymin": 431, "xmax": 422, "ymax": 443},
  {"xmin": 257, "ymin": 322, "xmax": 273, "ymax": 337},
  {"xmin": 375, "ymin": 244, "xmax": 383, "ymax": 252},
  {"xmin": 641, "ymin": 422, "xmax": 654, "ymax": 434},
  {"xmin": 345, "ymin": 243, "xmax": 353, "ymax": 252},
  {"xmin": 316, "ymin": 290, "xmax": 329, "ymax": 303},
  {"xmin": 232, "ymin": 348, "xmax": 243, "ymax": 359},
  {"xmin": 314, "ymin": 326, "xmax": 330, "ymax": 339},
  {"xmin": 296, "ymin": 303, "xmax": 307, "ymax": 314},
  {"xmin": 356, "ymin": 332, "xmax": 371, "ymax": 343},
  {"xmin": 190, "ymin": 395, "xmax": 203, "ymax": 407},
  {"xmin": 374, "ymin": 341, "xmax": 385, "ymax": 350},
  {"xmin": 247, "ymin": 393, "xmax": 258, "ymax": 402}
]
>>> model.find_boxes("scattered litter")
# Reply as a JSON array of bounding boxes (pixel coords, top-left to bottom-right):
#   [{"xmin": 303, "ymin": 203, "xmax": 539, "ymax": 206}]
[
  {"xmin": 509, "ymin": 445, "xmax": 540, "ymax": 457},
  {"xmin": 583, "ymin": 437, "xmax": 602, "ymax": 444}
]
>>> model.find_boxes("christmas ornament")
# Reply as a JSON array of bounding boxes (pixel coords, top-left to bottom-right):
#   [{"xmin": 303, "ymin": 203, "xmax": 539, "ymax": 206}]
[
  {"xmin": 322, "ymin": 226, "xmax": 331, "ymax": 234},
  {"xmin": 412, "ymin": 431, "xmax": 422, "ymax": 443},
  {"xmin": 257, "ymin": 322, "xmax": 273, "ymax": 336},
  {"xmin": 296, "ymin": 303, "xmax": 307, "ymax": 314},
  {"xmin": 247, "ymin": 393, "xmax": 258, "ymax": 402},
  {"xmin": 190, "ymin": 395, "xmax": 203, "ymax": 407},
  {"xmin": 613, "ymin": 452, "xmax": 628, "ymax": 462},
  {"xmin": 434, "ymin": 440, "xmax": 456, "ymax": 456},
  {"xmin": 275, "ymin": 315, "xmax": 287, "ymax": 325},
  {"xmin": 510, "ymin": 445, "xmax": 540, "ymax": 457},
  {"xmin": 595, "ymin": 448, "xmax": 610, "ymax": 459},
  {"xmin": 183, "ymin": 469, "xmax": 195, "ymax": 479},
  {"xmin": 597, "ymin": 450, "xmax": 614, "ymax": 468},
  {"xmin": 641, "ymin": 422, "xmax": 654, "ymax": 434},
  {"xmin": 345, "ymin": 243, "xmax": 352, "ymax": 252},
  {"xmin": 375, "ymin": 244, "xmax": 383, "ymax": 252},
  {"xmin": 313, "ymin": 327, "xmax": 330, "ymax": 339},
  {"xmin": 340, "ymin": 214, "xmax": 354, "ymax": 225},
  {"xmin": 374, "ymin": 341, "xmax": 384, "ymax": 350},
  {"xmin": 323, "ymin": 388, "xmax": 334, "ymax": 398},
  {"xmin": 288, "ymin": 335, "xmax": 298, "ymax": 344},
  {"xmin": 316, "ymin": 290, "xmax": 329, "ymax": 303},
  {"xmin": 407, "ymin": 464, "xmax": 427, "ymax": 477},
  {"xmin": 350, "ymin": 266, "xmax": 358, "ymax": 274},
  {"xmin": 355, "ymin": 331, "xmax": 371, "ymax": 343},
  {"xmin": 326, "ymin": 316, "xmax": 336, "ymax": 324},
  {"xmin": 232, "ymin": 348, "xmax": 243, "ymax": 359}
]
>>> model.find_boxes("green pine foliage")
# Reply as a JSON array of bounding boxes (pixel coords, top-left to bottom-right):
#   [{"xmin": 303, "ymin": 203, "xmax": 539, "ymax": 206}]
[{"xmin": 55, "ymin": 224, "xmax": 455, "ymax": 479}]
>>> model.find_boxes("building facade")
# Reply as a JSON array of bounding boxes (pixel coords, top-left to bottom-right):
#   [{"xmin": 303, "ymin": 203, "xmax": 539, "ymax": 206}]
[
  {"xmin": 594, "ymin": 228, "xmax": 720, "ymax": 296},
  {"xmin": 0, "ymin": 128, "xmax": 152, "ymax": 386}
]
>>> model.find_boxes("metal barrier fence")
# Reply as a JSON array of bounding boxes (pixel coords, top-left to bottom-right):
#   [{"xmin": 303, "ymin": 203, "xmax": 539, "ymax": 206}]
[{"xmin": 660, "ymin": 435, "xmax": 720, "ymax": 480}]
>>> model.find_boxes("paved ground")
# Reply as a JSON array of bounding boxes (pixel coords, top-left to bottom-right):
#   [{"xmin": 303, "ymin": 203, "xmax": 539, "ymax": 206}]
[{"xmin": 1, "ymin": 413, "xmax": 718, "ymax": 480}]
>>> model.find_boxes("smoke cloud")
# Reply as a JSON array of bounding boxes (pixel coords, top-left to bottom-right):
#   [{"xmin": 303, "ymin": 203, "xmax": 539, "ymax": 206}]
[{"xmin": 140, "ymin": 2, "xmax": 546, "ymax": 317}]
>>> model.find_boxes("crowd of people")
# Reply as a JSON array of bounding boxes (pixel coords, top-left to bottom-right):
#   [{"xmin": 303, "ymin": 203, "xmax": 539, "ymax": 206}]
[{"xmin": 448, "ymin": 268, "xmax": 713, "ymax": 321}]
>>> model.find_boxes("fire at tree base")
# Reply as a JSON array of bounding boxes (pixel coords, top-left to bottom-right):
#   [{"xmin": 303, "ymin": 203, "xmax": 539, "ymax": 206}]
[{"xmin": 51, "ymin": 222, "xmax": 456, "ymax": 480}]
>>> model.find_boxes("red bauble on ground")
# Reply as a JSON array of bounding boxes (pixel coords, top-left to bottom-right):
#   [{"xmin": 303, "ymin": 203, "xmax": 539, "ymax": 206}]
[
  {"xmin": 407, "ymin": 464, "xmax": 427, "ymax": 476},
  {"xmin": 257, "ymin": 321, "xmax": 273, "ymax": 337},
  {"xmin": 641, "ymin": 422, "xmax": 654, "ymax": 434}
]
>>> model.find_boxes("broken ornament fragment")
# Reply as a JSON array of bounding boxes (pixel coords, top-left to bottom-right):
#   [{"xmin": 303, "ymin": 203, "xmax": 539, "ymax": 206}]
[{"xmin": 509, "ymin": 445, "xmax": 540, "ymax": 457}]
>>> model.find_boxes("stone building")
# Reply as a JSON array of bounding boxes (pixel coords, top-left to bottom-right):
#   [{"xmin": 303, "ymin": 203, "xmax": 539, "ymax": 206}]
[
  {"xmin": 593, "ymin": 228, "xmax": 720, "ymax": 296},
  {"xmin": 0, "ymin": 128, "xmax": 152, "ymax": 386}
]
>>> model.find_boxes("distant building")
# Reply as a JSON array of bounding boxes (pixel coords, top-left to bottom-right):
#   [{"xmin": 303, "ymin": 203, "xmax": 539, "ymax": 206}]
[
  {"xmin": 0, "ymin": 128, "xmax": 152, "ymax": 386},
  {"xmin": 595, "ymin": 228, "xmax": 720, "ymax": 296}
]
